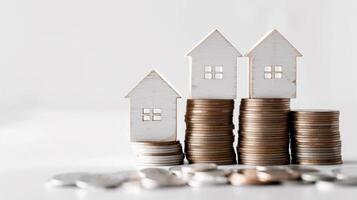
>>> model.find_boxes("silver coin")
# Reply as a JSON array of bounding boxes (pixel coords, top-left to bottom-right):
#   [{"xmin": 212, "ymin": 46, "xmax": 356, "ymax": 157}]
[
  {"xmin": 331, "ymin": 167, "xmax": 357, "ymax": 185},
  {"xmin": 133, "ymin": 148, "xmax": 181, "ymax": 153},
  {"xmin": 188, "ymin": 169, "xmax": 230, "ymax": 187},
  {"xmin": 76, "ymin": 171, "xmax": 140, "ymax": 189},
  {"xmin": 137, "ymin": 154, "xmax": 184, "ymax": 161},
  {"xmin": 301, "ymin": 172, "xmax": 336, "ymax": 183},
  {"xmin": 169, "ymin": 166, "xmax": 183, "ymax": 178},
  {"xmin": 47, "ymin": 172, "xmax": 90, "ymax": 187},
  {"xmin": 286, "ymin": 165, "xmax": 319, "ymax": 174},
  {"xmin": 255, "ymin": 166, "xmax": 288, "ymax": 171},
  {"xmin": 139, "ymin": 168, "xmax": 186, "ymax": 189},
  {"xmin": 332, "ymin": 166, "xmax": 357, "ymax": 179},
  {"xmin": 137, "ymin": 162, "xmax": 183, "ymax": 167},
  {"xmin": 181, "ymin": 163, "xmax": 217, "ymax": 174},
  {"xmin": 133, "ymin": 146, "xmax": 181, "ymax": 151}
]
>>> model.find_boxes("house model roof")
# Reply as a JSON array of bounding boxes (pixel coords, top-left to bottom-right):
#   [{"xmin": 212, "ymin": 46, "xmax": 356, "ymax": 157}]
[
  {"xmin": 186, "ymin": 29, "xmax": 242, "ymax": 57},
  {"xmin": 125, "ymin": 70, "xmax": 181, "ymax": 98},
  {"xmin": 245, "ymin": 29, "xmax": 302, "ymax": 57}
]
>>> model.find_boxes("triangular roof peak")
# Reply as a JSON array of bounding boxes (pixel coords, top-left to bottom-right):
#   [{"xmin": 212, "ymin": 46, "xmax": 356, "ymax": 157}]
[
  {"xmin": 245, "ymin": 29, "xmax": 302, "ymax": 57},
  {"xmin": 125, "ymin": 69, "xmax": 181, "ymax": 98},
  {"xmin": 186, "ymin": 29, "xmax": 242, "ymax": 57}
]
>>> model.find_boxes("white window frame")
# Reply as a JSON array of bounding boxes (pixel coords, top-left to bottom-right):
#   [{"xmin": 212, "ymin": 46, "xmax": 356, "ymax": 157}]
[
  {"xmin": 204, "ymin": 65, "xmax": 223, "ymax": 80},
  {"xmin": 142, "ymin": 108, "xmax": 162, "ymax": 121},
  {"xmin": 264, "ymin": 65, "xmax": 283, "ymax": 79}
]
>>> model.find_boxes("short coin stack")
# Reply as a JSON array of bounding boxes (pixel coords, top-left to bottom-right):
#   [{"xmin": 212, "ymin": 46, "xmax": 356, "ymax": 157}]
[
  {"xmin": 185, "ymin": 99, "xmax": 236, "ymax": 165},
  {"xmin": 290, "ymin": 110, "xmax": 342, "ymax": 165},
  {"xmin": 238, "ymin": 98, "xmax": 290, "ymax": 165},
  {"xmin": 131, "ymin": 141, "xmax": 184, "ymax": 166}
]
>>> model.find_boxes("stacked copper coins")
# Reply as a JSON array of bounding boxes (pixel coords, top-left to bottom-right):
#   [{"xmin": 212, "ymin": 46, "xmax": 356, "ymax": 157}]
[
  {"xmin": 184, "ymin": 99, "xmax": 236, "ymax": 165},
  {"xmin": 238, "ymin": 98, "xmax": 290, "ymax": 165},
  {"xmin": 132, "ymin": 141, "xmax": 184, "ymax": 166},
  {"xmin": 290, "ymin": 110, "xmax": 342, "ymax": 165}
]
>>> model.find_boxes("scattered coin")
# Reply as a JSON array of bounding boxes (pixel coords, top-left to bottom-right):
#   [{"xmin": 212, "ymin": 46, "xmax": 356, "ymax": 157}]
[
  {"xmin": 169, "ymin": 166, "xmax": 184, "ymax": 178},
  {"xmin": 301, "ymin": 172, "xmax": 336, "ymax": 183},
  {"xmin": 76, "ymin": 171, "xmax": 140, "ymax": 189},
  {"xmin": 139, "ymin": 168, "xmax": 186, "ymax": 189},
  {"xmin": 331, "ymin": 166, "xmax": 357, "ymax": 186},
  {"xmin": 47, "ymin": 172, "xmax": 90, "ymax": 187},
  {"xmin": 256, "ymin": 166, "xmax": 300, "ymax": 182},
  {"xmin": 188, "ymin": 169, "xmax": 230, "ymax": 187},
  {"xmin": 285, "ymin": 165, "xmax": 319, "ymax": 174},
  {"xmin": 181, "ymin": 163, "xmax": 217, "ymax": 174},
  {"xmin": 229, "ymin": 168, "xmax": 279, "ymax": 186},
  {"xmin": 47, "ymin": 165, "xmax": 355, "ymax": 190}
]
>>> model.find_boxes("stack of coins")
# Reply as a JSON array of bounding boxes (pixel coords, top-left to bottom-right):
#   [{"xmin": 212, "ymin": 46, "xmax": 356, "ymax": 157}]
[
  {"xmin": 290, "ymin": 110, "xmax": 342, "ymax": 165},
  {"xmin": 131, "ymin": 141, "xmax": 184, "ymax": 166},
  {"xmin": 184, "ymin": 99, "xmax": 236, "ymax": 165},
  {"xmin": 238, "ymin": 98, "xmax": 290, "ymax": 165}
]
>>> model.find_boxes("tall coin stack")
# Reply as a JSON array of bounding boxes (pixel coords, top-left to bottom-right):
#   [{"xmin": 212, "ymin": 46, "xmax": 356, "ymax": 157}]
[
  {"xmin": 132, "ymin": 141, "xmax": 184, "ymax": 166},
  {"xmin": 238, "ymin": 98, "xmax": 290, "ymax": 165},
  {"xmin": 290, "ymin": 110, "xmax": 342, "ymax": 165},
  {"xmin": 184, "ymin": 99, "xmax": 237, "ymax": 165}
]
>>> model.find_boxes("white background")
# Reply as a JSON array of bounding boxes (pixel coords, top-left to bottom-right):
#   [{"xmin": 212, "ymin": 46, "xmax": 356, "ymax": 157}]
[{"xmin": 0, "ymin": 0, "xmax": 357, "ymax": 169}]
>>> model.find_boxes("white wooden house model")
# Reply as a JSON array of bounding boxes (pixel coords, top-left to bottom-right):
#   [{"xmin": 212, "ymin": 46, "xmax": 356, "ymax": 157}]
[
  {"xmin": 125, "ymin": 70, "xmax": 181, "ymax": 142},
  {"xmin": 186, "ymin": 29, "xmax": 242, "ymax": 99},
  {"xmin": 246, "ymin": 29, "xmax": 302, "ymax": 98}
]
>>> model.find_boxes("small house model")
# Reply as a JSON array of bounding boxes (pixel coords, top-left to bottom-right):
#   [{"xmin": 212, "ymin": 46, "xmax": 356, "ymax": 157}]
[
  {"xmin": 186, "ymin": 29, "xmax": 242, "ymax": 99},
  {"xmin": 246, "ymin": 29, "xmax": 302, "ymax": 98},
  {"xmin": 125, "ymin": 70, "xmax": 181, "ymax": 142}
]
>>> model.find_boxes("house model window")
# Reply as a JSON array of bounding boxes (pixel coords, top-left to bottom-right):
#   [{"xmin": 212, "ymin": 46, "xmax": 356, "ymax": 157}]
[
  {"xmin": 264, "ymin": 65, "xmax": 283, "ymax": 79},
  {"xmin": 204, "ymin": 66, "xmax": 223, "ymax": 80},
  {"xmin": 142, "ymin": 108, "xmax": 162, "ymax": 121}
]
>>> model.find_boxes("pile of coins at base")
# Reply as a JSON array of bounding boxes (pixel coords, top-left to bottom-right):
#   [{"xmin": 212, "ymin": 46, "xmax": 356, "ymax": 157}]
[
  {"xmin": 184, "ymin": 99, "xmax": 236, "ymax": 165},
  {"xmin": 290, "ymin": 110, "xmax": 342, "ymax": 165},
  {"xmin": 238, "ymin": 98, "xmax": 290, "ymax": 165},
  {"xmin": 131, "ymin": 141, "xmax": 184, "ymax": 166},
  {"xmin": 47, "ymin": 164, "xmax": 357, "ymax": 190}
]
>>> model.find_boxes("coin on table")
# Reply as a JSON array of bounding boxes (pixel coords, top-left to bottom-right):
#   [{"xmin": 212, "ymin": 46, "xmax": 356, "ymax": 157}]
[
  {"xmin": 139, "ymin": 168, "xmax": 186, "ymax": 189},
  {"xmin": 181, "ymin": 163, "xmax": 217, "ymax": 174},
  {"xmin": 229, "ymin": 168, "xmax": 279, "ymax": 186},
  {"xmin": 301, "ymin": 172, "xmax": 336, "ymax": 183},
  {"xmin": 168, "ymin": 165, "xmax": 194, "ymax": 180},
  {"xmin": 332, "ymin": 166, "xmax": 357, "ymax": 178},
  {"xmin": 46, "ymin": 172, "xmax": 90, "ymax": 187},
  {"xmin": 286, "ymin": 165, "xmax": 319, "ymax": 174},
  {"xmin": 76, "ymin": 171, "xmax": 140, "ymax": 189},
  {"xmin": 188, "ymin": 169, "xmax": 230, "ymax": 187},
  {"xmin": 331, "ymin": 167, "xmax": 357, "ymax": 185},
  {"xmin": 256, "ymin": 166, "xmax": 300, "ymax": 182}
]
